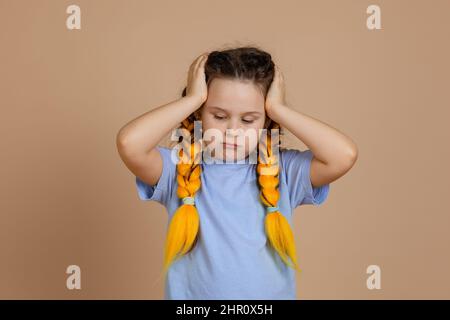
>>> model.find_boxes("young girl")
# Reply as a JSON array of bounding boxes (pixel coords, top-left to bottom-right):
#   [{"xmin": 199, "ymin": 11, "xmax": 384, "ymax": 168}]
[{"xmin": 116, "ymin": 46, "xmax": 358, "ymax": 300}]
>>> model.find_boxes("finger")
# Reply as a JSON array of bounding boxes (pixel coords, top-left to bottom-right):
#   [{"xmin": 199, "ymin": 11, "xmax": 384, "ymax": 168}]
[
  {"xmin": 194, "ymin": 53, "xmax": 208, "ymax": 71},
  {"xmin": 194, "ymin": 54, "xmax": 204, "ymax": 69},
  {"xmin": 199, "ymin": 56, "xmax": 207, "ymax": 70},
  {"xmin": 276, "ymin": 66, "xmax": 284, "ymax": 81},
  {"xmin": 192, "ymin": 53, "xmax": 203, "ymax": 66},
  {"xmin": 193, "ymin": 52, "xmax": 205, "ymax": 67},
  {"xmin": 273, "ymin": 65, "xmax": 279, "ymax": 79},
  {"xmin": 201, "ymin": 52, "xmax": 209, "ymax": 62},
  {"xmin": 201, "ymin": 53, "xmax": 209, "ymax": 64},
  {"xmin": 197, "ymin": 54, "xmax": 209, "ymax": 72}
]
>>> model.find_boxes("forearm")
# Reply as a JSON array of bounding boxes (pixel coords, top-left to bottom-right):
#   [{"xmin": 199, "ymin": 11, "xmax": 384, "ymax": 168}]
[
  {"xmin": 269, "ymin": 104, "xmax": 358, "ymax": 166},
  {"xmin": 116, "ymin": 95, "xmax": 202, "ymax": 154}
]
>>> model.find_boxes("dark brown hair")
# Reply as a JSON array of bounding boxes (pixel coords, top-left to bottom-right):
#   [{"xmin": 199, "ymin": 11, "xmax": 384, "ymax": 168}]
[{"xmin": 178, "ymin": 45, "xmax": 284, "ymax": 137}]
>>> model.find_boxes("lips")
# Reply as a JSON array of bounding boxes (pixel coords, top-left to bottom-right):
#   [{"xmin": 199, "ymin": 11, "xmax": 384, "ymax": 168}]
[{"xmin": 223, "ymin": 142, "xmax": 239, "ymax": 148}]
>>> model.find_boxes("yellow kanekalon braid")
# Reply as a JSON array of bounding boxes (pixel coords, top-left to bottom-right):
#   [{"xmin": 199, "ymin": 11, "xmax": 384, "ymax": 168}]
[
  {"xmin": 257, "ymin": 127, "xmax": 300, "ymax": 272},
  {"xmin": 162, "ymin": 119, "xmax": 202, "ymax": 277}
]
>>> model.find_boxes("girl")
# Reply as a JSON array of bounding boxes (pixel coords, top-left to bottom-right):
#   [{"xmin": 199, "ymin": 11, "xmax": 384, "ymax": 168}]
[{"xmin": 116, "ymin": 46, "xmax": 358, "ymax": 300}]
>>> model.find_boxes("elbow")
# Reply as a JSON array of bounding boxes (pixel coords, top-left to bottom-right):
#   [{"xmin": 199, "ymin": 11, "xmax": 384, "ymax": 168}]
[
  {"xmin": 116, "ymin": 129, "xmax": 125, "ymax": 148},
  {"xmin": 116, "ymin": 128, "xmax": 132, "ymax": 155},
  {"xmin": 116, "ymin": 128, "xmax": 147, "ymax": 161},
  {"xmin": 345, "ymin": 144, "xmax": 358, "ymax": 169},
  {"xmin": 349, "ymin": 145, "xmax": 358, "ymax": 162}
]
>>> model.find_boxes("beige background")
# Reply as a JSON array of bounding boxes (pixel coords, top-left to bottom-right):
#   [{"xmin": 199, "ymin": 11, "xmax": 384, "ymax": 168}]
[{"xmin": 1, "ymin": 0, "xmax": 449, "ymax": 299}]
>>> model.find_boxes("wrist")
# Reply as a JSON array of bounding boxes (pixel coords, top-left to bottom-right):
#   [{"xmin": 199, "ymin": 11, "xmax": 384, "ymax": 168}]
[
  {"xmin": 266, "ymin": 103, "xmax": 287, "ymax": 123},
  {"xmin": 182, "ymin": 95, "xmax": 205, "ymax": 109}
]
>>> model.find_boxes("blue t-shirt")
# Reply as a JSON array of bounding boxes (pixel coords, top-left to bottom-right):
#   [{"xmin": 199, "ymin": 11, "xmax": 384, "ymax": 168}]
[{"xmin": 135, "ymin": 145, "xmax": 330, "ymax": 300}]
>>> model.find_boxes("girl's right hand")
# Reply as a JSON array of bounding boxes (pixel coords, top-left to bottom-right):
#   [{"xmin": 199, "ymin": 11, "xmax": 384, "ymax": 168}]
[{"xmin": 186, "ymin": 52, "xmax": 209, "ymax": 105}]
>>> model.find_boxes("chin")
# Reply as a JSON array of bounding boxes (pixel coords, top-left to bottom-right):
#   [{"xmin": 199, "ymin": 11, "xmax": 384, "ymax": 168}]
[{"xmin": 225, "ymin": 150, "xmax": 248, "ymax": 161}]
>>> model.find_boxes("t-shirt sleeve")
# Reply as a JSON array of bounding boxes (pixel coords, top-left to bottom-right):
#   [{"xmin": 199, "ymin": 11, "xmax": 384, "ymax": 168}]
[
  {"xmin": 135, "ymin": 145, "xmax": 177, "ymax": 207},
  {"xmin": 281, "ymin": 148, "xmax": 330, "ymax": 209}
]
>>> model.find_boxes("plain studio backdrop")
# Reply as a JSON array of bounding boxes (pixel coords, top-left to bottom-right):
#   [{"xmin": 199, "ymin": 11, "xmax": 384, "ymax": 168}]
[{"xmin": 0, "ymin": 0, "xmax": 449, "ymax": 299}]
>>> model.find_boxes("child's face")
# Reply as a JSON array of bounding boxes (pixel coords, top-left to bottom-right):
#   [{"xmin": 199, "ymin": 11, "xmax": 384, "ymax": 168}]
[{"xmin": 196, "ymin": 78, "xmax": 269, "ymax": 162}]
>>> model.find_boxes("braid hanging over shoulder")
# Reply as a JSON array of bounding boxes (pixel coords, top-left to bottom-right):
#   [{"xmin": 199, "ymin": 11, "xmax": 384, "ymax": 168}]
[
  {"xmin": 163, "ymin": 118, "xmax": 202, "ymax": 277},
  {"xmin": 257, "ymin": 122, "xmax": 300, "ymax": 272}
]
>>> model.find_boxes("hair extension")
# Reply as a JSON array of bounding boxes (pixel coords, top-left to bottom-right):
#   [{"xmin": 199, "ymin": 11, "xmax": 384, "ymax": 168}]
[
  {"xmin": 162, "ymin": 120, "xmax": 202, "ymax": 277},
  {"xmin": 163, "ymin": 45, "xmax": 300, "ymax": 277},
  {"xmin": 257, "ymin": 122, "xmax": 299, "ymax": 271}
]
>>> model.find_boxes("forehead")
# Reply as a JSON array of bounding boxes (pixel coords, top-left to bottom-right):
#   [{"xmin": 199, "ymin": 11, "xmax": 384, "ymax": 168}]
[{"xmin": 204, "ymin": 78, "xmax": 265, "ymax": 113}]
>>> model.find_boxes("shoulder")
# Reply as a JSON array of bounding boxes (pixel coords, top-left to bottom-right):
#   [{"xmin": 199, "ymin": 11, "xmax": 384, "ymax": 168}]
[
  {"xmin": 279, "ymin": 147, "xmax": 313, "ymax": 168},
  {"xmin": 157, "ymin": 145, "xmax": 179, "ymax": 165},
  {"xmin": 278, "ymin": 147, "xmax": 315, "ymax": 184}
]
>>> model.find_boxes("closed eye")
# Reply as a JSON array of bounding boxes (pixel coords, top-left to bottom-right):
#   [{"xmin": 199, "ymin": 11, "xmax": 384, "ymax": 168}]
[{"xmin": 214, "ymin": 115, "xmax": 255, "ymax": 124}]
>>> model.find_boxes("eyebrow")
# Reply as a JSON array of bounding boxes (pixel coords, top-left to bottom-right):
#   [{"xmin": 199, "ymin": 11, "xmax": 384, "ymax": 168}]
[{"xmin": 207, "ymin": 106, "xmax": 263, "ymax": 116}]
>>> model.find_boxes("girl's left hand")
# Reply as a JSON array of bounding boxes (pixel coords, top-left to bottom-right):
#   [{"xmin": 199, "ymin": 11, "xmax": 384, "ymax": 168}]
[{"xmin": 265, "ymin": 65, "xmax": 287, "ymax": 119}]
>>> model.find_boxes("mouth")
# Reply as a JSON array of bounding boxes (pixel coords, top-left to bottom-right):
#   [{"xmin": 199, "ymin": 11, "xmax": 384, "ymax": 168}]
[{"xmin": 223, "ymin": 142, "xmax": 239, "ymax": 148}]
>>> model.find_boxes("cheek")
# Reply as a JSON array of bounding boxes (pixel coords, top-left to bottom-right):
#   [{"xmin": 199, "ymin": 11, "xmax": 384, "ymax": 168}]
[
  {"xmin": 203, "ymin": 116, "xmax": 225, "ymax": 130},
  {"xmin": 201, "ymin": 118, "xmax": 225, "ymax": 147},
  {"xmin": 201, "ymin": 118, "xmax": 211, "ymax": 132},
  {"xmin": 243, "ymin": 124, "xmax": 263, "ymax": 149}
]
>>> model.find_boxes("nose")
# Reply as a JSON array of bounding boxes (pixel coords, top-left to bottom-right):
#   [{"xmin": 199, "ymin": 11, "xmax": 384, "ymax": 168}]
[{"xmin": 225, "ymin": 121, "xmax": 243, "ymax": 142}]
